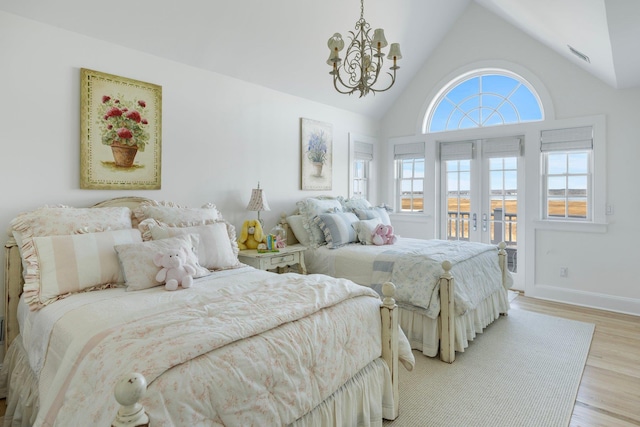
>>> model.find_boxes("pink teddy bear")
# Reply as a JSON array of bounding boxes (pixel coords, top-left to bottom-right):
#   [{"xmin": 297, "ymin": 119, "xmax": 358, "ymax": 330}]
[
  {"xmin": 372, "ymin": 224, "xmax": 397, "ymax": 246},
  {"xmin": 153, "ymin": 248, "xmax": 196, "ymax": 291}
]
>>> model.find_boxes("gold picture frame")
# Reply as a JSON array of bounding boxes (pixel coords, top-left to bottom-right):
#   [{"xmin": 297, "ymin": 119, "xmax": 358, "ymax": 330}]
[
  {"xmin": 301, "ymin": 118, "xmax": 332, "ymax": 190},
  {"xmin": 80, "ymin": 68, "xmax": 162, "ymax": 189}
]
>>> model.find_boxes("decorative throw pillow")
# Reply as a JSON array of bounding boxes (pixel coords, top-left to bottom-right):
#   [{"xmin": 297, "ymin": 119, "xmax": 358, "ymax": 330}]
[
  {"xmin": 133, "ymin": 200, "xmax": 221, "ymax": 226},
  {"xmin": 314, "ymin": 212, "xmax": 359, "ymax": 249},
  {"xmin": 10, "ymin": 205, "xmax": 134, "ymax": 292},
  {"xmin": 343, "ymin": 197, "xmax": 373, "ymax": 212},
  {"xmin": 148, "ymin": 221, "xmax": 240, "ymax": 271},
  {"xmin": 115, "ymin": 234, "xmax": 210, "ymax": 291},
  {"xmin": 285, "ymin": 215, "xmax": 311, "ymax": 247},
  {"xmin": 354, "ymin": 207, "xmax": 392, "ymax": 226},
  {"xmin": 352, "ymin": 219, "xmax": 384, "ymax": 245},
  {"xmin": 24, "ymin": 229, "xmax": 142, "ymax": 311},
  {"xmin": 296, "ymin": 197, "xmax": 345, "ymax": 247}
]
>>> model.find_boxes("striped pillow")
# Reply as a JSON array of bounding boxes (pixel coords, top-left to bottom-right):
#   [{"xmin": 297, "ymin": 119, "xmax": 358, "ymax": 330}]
[
  {"xmin": 314, "ymin": 212, "xmax": 359, "ymax": 249},
  {"xmin": 27, "ymin": 229, "xmax": 142, "ymax": 310}
]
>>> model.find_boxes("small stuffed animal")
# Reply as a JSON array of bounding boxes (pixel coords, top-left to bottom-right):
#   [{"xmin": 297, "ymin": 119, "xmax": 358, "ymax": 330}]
[
  {"xmin": 153, "ymin": 248, "xmax": 196, "ymax": 291},
  {"xmin": 372, "ymin": 224, "xmax": 397, "ymax": 246},
  {"xmin": 238, "ymin": 219, "xmax": 266, "ymax": 250}
]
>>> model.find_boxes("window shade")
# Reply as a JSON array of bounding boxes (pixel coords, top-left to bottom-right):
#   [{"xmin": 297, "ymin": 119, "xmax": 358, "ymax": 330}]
[
  {"xmin": 440, "ymin": 141, "xmax": 474, "ymax": 161},
  {"xmin": 540, "ymin": 126, "xmax": 593, "ymax": 152},
  {"xmin": 394, "ymin": 142, "xmax": 425, "ymax": 160},
  {"xmin": 354, "ymin": 141, "xmax": 374, "ymax": 161},
  {"xmin": 482, "ymin": 137, "xmax": 522, "ymax": 158}
]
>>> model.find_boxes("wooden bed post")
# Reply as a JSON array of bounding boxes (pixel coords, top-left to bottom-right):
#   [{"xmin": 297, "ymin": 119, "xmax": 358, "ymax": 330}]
[
  {"xmin": 112, "ymin": 373, "xmax": 149, "ymax": 427},
  {"xmin": 439, "ymin": 260, "xmax": 455, "ymax": 364},
  {"xmin": 498, "ymin": 242, "xmax": 508, "ymax": 287},
  {"xmin": 380, "ymin": 281, "xmax": 399, "ymax": 420}
]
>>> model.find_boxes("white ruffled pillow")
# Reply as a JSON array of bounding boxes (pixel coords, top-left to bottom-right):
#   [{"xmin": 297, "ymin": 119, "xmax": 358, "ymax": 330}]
[
  {"xmin": 133, "ymin": 200, "xmax": 221, "ymax": 226},
  {"xmin": 353, "ymin": 219, "xmax": 383, "ymax": 245},
  {"xmin": 285, "ymin": 215, "xmax": 311, "ymax": 247},
  {"xmin": 146, "ymin": 221, "xmax": 240, "ymax": 271},
  {"xmin": 354, "ymin": 207, "xmax": 391, "ymax": 226},
  {"xmin": 343, "ymin": 197, "xmax": 372, "ymax": 212},
  {"xmin": 296, "ymin": 197, "xmax": 344, "ymax": 247}
]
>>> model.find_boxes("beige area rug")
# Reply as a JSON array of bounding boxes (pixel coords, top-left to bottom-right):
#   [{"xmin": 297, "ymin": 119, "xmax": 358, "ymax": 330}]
[{"xmin": 384, "ymin": 308, "xmax": 594, "ymax": 427}]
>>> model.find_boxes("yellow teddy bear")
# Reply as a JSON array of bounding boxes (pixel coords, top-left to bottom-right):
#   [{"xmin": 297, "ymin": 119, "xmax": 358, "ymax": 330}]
[{"xmin": 238, "ymin": 219, "xmax": 266, "ymax": 250}]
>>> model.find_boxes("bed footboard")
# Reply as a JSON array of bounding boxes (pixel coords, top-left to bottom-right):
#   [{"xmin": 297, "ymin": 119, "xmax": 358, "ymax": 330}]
[{"xmin": 438, "ymin": 242, "xmax": 509, "ymax": 364}]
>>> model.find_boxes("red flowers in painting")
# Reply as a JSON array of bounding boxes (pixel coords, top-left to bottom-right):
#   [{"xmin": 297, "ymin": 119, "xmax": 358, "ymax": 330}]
[
  {"xmin": 98, "ymin": 94, "xmax": 150, "ymax": 151},
  {"xmin": 116, "ymin": 128, "xmax": 133, "ymax": 139}
]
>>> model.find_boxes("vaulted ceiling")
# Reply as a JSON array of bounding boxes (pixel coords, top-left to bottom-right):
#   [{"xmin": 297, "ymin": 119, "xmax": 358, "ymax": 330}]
[{"xmin": 2, "ymin": 0, "xmax": 639, "ymax": 119}]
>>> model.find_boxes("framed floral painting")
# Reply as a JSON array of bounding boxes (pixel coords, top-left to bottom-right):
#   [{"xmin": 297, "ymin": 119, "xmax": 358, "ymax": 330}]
[
  {"xmin": 301, "ymin": 118, "xmax": 332, "ymax": 190},
  {"xmin": 80, "ymin": 68, "xmax": 162, "ymax": 189}
]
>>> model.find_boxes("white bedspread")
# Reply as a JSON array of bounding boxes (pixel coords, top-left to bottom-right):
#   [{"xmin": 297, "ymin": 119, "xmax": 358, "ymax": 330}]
[
  {"xmin": 20, "ymin": 268, "xmax": 410, "ymax": 426},
  {"xmin": 304, "ymin": 238, "xmax": 513, "ymax": 319}
]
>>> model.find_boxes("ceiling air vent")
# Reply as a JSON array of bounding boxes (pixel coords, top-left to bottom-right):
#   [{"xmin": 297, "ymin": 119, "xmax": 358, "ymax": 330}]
[{"xmin": 568, "ymin": 45, "xmax": 590, "ymax": 63}]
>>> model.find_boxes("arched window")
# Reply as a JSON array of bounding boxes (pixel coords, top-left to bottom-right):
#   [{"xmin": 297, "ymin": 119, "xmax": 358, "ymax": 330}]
[{"xmin": 426, "ymin": 70, "xmax": 543, "ymax": 133}]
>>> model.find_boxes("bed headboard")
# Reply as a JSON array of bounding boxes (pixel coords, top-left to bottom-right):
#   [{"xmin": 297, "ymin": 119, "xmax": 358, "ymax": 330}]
[{"xmin": 3, "ymin": 196, "xmax": 153, "ymax": 352}]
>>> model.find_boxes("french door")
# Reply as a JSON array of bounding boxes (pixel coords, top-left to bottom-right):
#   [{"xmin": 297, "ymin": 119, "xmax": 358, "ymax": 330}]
[{"xmin": 440, "ymin": 137, "xmax": 521, "ymax": 274}]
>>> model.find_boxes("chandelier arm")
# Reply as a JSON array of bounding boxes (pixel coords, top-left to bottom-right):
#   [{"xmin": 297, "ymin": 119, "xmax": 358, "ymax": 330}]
[{"xmin": 367, "ymin": 71, "xmax": 397, "ymax": 94}]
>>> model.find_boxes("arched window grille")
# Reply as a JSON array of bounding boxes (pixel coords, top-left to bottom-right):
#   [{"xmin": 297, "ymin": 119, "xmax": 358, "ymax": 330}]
[{"xmin": 426, "ymin": 70, "xmax": 543, "ymax": 133}]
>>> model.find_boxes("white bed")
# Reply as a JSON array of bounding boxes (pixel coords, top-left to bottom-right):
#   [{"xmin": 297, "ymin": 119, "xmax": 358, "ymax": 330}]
[
  {"xmin": 1, "ymin": 197, "xmax": 413, "ymax": 426},
  {"xmin": 285, "ymin": 196, "xmax": 512, "ymax": 363}
]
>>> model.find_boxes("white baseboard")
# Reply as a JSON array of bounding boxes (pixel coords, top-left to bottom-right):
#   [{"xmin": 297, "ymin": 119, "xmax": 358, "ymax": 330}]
[{"xmin": 527, "ymin": 284, "xmax": 640, "ymax": 316}]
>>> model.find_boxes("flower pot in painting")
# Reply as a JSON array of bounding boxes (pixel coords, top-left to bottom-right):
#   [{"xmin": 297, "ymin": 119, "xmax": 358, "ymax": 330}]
[
  {"xmin": 111, "ymin": 142, "xmax": 138, "ymax": 167},
  {"xmin": 312, "ymin": 162, "xmax": 324, "ymax": 177}
]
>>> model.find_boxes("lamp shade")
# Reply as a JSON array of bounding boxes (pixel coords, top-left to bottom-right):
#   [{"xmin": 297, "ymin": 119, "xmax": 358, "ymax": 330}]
[
  {"xmin": 387, "ymin": 43, "xmax": 402, "ymax": 60},
  {"xmin": 371, "ymin": 29, "xmax": 388, "ymax": 49},
  {"xmin": 246, "ymin": 187, "xmax": 271, "ymax": 212}
]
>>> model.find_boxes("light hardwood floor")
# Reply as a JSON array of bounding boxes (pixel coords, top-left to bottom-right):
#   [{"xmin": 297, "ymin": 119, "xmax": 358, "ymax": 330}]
[
  {"xmin": 0, "ymin": 295, "xmax": 637, "ymax": 425},
  {"xmin": 511, "ymin": 295, "xmax": 640, "ymax": 427}
]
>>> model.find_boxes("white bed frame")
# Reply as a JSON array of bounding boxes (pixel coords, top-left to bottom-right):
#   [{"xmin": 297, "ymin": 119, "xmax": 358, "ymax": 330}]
[
  {"xmin": 3, "ymin": 197, "xmax": 403, "ymax": 426},
  {"xmin": 281, "ymin": 215, "xmax": 508, "ymax": 364}
]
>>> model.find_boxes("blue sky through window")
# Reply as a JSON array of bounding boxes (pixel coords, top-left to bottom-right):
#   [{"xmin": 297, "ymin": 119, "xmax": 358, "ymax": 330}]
[{"xmin": 429, "ymin": 73, "xmax": 543, "ymax": 133}]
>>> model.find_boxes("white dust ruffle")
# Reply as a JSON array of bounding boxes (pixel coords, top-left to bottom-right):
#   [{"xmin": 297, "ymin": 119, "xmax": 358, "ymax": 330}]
[
  {"xmin": 0, "ymin": 337, "xmax": 39, "ymax": 427},
  {"xmin": 399, "ymin": 289, "xmax": 510, "ymax": 357}
]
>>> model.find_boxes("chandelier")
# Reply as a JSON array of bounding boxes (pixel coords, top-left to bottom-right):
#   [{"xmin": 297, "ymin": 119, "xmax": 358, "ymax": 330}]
[{"xmin": 326, "ymin": 0, "xmax": 402, "ymax": 97}]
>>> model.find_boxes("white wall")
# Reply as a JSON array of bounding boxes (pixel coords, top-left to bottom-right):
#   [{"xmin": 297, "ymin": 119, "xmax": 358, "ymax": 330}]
[
  {"xmin": 379, "ymin": 3, "xmax": 640, "ymax": 315},
  {"xmin": 0, "ymin": 11, "xmax": 378, "ymax": 307}
]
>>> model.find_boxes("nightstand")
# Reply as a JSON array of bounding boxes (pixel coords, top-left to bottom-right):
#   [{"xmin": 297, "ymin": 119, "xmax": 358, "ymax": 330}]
[{"xmin": 237, "ymin": 244, "xmax": 307, "ymax": 274}]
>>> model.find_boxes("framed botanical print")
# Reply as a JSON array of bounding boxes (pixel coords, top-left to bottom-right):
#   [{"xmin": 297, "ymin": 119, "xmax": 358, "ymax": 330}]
[
  {"xmin": 80, "ymin": 68, "xmax": 162, "ymax": 189},
  {"xmin": 301, "ymin": 118, "xmax": 332, "ymax": 190}
]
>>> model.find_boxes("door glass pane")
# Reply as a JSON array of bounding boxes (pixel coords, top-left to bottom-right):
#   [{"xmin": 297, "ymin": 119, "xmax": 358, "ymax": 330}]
[
  {"xmin": 489, "ymin": 156, "xmax": 517, "ymax": 273},
  {"xmin": 446, "ymin": 160, "xmax": 470, "ymax": 241}
]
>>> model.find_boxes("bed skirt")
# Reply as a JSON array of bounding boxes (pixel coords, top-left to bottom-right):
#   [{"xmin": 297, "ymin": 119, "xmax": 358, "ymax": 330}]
[
  {"xmin": 399, "ymin": 289, "xmax": 510, "ymax": 357},
  {"xmin": 0, "ymin": 336, "xmax": 394, "ymax": 427},
  {"xmin": 1, "ymin": 338, "xmax": 39, "ymax": 427}
]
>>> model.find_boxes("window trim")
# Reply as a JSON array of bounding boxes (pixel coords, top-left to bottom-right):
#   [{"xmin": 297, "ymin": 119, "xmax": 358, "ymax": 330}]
[
  {"xmin": 424, "ymin": 68, "xmax": 544, "ymax": 134},
  {"xmin": 348, "ymin": 133, "xmax": 377, "ymax": 201},
  {"xmin": 388, "ymin": 138, "xmax": 427, "ymax": 214},
  {"xmin": 536, "ymin": 115, "xmax": 607, "ymax": 231}
]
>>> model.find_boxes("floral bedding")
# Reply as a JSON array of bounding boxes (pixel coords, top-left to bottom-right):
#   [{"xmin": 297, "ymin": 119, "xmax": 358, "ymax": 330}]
[
  {"xmin": 24, "ymin": 268, "xmax": 407, "ymax": 426},
  {"xmin": 304, "ymin": 238, "xmax": 513, "ymax": 318}
]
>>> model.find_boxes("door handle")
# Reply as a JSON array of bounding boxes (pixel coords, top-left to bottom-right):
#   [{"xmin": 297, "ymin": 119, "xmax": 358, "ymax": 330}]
[
  {"xmin": 482, "ymin": 214, "xmax": 488, "ymax": 232},
  {"xmin": 472, "ymin": 213, "xmax": 477, "ymax": 231}
]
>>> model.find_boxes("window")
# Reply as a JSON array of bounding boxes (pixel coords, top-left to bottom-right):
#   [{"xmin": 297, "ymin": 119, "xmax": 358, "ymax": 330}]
[
  {"xmin": 349, "ymin": 134, "xmax": 375, "ymax": 200},
  {"xmin": 394, "ymin": 142, "xmax": 425, "ymax": 212},
  {"xmin": 541, "ymin": 126, "xmax": 593, "ymax": 221},
  {"xmin": 427, "ymin": 70, "xmax": 543, "ymax": 133}
]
